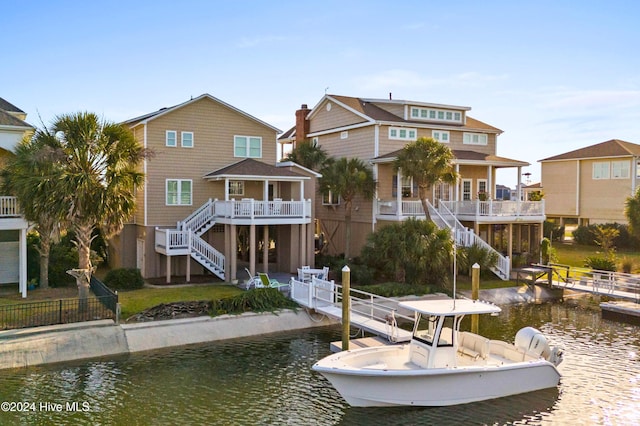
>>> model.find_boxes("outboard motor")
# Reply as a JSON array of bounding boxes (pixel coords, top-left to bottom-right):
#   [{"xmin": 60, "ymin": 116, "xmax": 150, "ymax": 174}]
[{"xmin": 515, "ymin": 327, "xmax": 551, "ymax": 358}]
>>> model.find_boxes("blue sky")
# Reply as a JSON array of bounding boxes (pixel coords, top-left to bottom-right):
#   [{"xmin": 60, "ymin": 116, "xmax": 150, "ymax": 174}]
[{"xmin": 3, "ymin": 1, "xmax": 640, "ymax": 187}]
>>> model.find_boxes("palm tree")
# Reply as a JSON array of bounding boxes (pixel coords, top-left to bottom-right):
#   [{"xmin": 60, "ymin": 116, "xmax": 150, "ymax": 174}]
[
  {"xmin": 318, "ymin": 157, "xmax": 376, "ymax": 259},
  {"xmin": 1, "ymin": 131, "xmax": 67, "ymax": 289},
  {"xmin": 393, "ymin": 137, "xmax": 458, "ymax": 222},
  {"xmin": 50, "ymin": 112, "xmax": 145, "ymax": 304},
  {"xmin": 283, "ymin": 140, "xmax": 328, "ymax": 171}
]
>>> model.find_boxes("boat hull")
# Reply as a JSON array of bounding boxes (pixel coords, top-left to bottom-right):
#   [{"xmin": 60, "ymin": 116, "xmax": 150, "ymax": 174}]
[{"xmin": 313, "ymin": 352, "xmax": 560, "ymax": 407}]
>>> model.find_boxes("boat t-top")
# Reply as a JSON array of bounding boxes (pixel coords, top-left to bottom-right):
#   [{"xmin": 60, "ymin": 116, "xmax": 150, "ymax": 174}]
[{"xmin": 312, "ymin": 298, "xmax": 563, "ymax": 407}]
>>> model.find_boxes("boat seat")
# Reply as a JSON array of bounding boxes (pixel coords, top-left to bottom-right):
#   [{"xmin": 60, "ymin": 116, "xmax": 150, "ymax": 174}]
[{"xmin": 458, "ymin": 332, "xmax": 489, "ymax": 359}]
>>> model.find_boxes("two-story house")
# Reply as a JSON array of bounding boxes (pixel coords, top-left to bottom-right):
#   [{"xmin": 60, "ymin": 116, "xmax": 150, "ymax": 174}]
[
  {"xmin": 111, "ymin": 94, "xmax": 317, "ymax": 284},
  {"xmin": 280, "ymin": 94, "xmax": 545, "ymax": 279},
  {"xmin": 0, "ymin": 97, "xmax": 34, "ymax": 297},
  {"xmin": 540, "ymin": 139, "xmax": 640, "ymax": 226}
]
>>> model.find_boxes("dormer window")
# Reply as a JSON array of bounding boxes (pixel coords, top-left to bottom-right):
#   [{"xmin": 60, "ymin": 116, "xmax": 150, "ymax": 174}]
[{"xmin": 410, "ymin": 107, "xmax": 462, "ymax": 123}]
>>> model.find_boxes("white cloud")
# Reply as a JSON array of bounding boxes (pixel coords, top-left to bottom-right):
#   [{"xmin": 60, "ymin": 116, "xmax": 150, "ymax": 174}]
[{"xmin": 354, "ymin": 69, "xmax": 509, "ymax": 92}]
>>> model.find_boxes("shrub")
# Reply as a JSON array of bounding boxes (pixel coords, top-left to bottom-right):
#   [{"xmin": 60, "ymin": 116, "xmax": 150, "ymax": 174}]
[
  {"xmin": 543, "ymin": 221, "xmax": 564, "ymax": 242},
  {"xmin": 573, "ymin": 223, "xmax": 640, "ymax": 249},
  {"xmin": 211, "ymin": 288, "xmax": 298, "ymax": 315},
  {"xmin": 457, "ymin": 243, "xmax": 498, "ymax": 278},
  {"xmin": 620, "ymin": 257, "xmax": 635, "ymax": 274},
  {"xmin": 584, "ymin": 255, "xmax": 617, "ymax": 272},
  {"xmin": 104, "ymin": 268, "xmax": 144, "ymax": 290}
]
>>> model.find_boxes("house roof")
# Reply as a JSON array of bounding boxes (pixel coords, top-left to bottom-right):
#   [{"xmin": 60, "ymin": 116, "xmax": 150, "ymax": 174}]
[
  {"xmin": 540, "ymin": 139, "xmax": 640, "ymax": 162},
  {"xmin": 203, "ymin": 158, "xmax": 308, "ymax": 180},
  {"xmin": 371, "ymin": 148, "xmax": 528, "ymax": 167},
  {"xmin": 0, "ymin": 97, "xmax": 24, "ymax": 114},
  {"xmin": 0, "ymin": 110, "xmax": 32, "ymax": 128},
  {"xmin": 124, "ymin": 93, "xmax": 281, "ymax": 133},
  {"xmin": 0, "ymin": 98, "xmax": 32, "ymax": 129},
  {"xmin": 307, "ymin": 94, "xmax": 502, "ymax": 134}
]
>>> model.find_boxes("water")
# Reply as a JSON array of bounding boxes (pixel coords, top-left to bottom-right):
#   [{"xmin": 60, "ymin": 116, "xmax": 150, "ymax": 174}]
[{"xmin": 0, "ymin": 300, "xmax": 638, "ymax": 425}]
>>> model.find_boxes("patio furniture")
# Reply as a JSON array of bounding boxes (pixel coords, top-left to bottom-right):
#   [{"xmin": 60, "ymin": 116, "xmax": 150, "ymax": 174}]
[
  {"xmin": 244, "ymin": 268, "xmax": 261, "ymax": 290},
  {"xmin": 257, "ymin": 273, "xmax": 290, "ymax": 294}
]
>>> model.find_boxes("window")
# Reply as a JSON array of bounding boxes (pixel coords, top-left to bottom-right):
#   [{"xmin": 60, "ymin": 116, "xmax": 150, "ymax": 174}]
[
  {"xmin": 340, "ymin": 131, "xmax": 348, "ymax": 139},
  {"xmin": 389, "ymin": 127, "xmax": 417, "ymax": 141},
  {"xmin": 234, "ymin": 135, "xmax": 262, "ymax": 158},
  {"xmin": 593, "ymin": 162, "xmax": 610, "ymax": 180},
  {"xmin": 166, "ymin": 179, "xmax": 192, "ymax": 205},
  {"xmin": 410, "ymin": 107, "xmax": 462, "ymax": 123},
  {"xmin": 181, "ymin": 132, "xmax": 193, "ymax": 148},
  {"xmin": 462, "ymin": 179, "xmax": 472, "ymax": 201},
  {"xmin": 312, "ymin": 137, "xmax": 319, "ymax": 147},
  {"xmin": 401, "ymin": 176, "xmax": 414, "ymax": 197},
  {"xmin": 463, "ymin": 132, "xmax": 488, "ymax": 146},
  {"xmin": 432, "ymin": 130, "xmax": 450, "ymax": 142},
  {"xmin": 322, "ymin": 191, "xmax": 340, "ymax": 205},
  {"xmin": 229, "ymin": 181, "xmax": 244, "ymax": 196},
  {"xmin": 166, "ymin": 130, "xmax": 177, "ymax": 147},
  {"xmin": 612, "ymin": 160, "xmax": 630, "ymax": 179}
]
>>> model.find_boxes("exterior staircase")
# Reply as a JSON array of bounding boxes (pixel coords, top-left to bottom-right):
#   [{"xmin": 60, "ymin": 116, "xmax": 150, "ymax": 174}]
[
  {"xmin": 427, "ymin": 200, "xmax": 510, "ymax": 280},
  {"xmin": 178, "ymin": 199, "xmax": 225, "ymax": 280}
]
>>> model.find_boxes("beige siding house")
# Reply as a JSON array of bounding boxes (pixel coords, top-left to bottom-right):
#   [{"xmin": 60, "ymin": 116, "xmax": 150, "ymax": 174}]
[
  {"xmin": 113, "ymin": 94, "xmax": 317, "ymax": 283},
  {"xmin": 280, "ymin": 95, "xmax": 544, "ymax": 279},
  {"xmin": 0, "ymin": 97, "xmax": 34, "ymax": 297},
  {"xmin": 540, "ymin": 139, "xmax": 640, "ymax": 226}
]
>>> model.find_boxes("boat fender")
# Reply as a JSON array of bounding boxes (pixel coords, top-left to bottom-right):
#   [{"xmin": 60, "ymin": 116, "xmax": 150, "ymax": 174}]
[{"xmin": 514, "ymin": 327, "xmax": 550, "ymax": 358}]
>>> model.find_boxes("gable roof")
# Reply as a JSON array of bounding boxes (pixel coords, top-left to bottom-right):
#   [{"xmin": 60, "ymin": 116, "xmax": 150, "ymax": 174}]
[
  {"xmin": 0, "ymin": 110, "xmax": 32, "ymax": 128},
  {"xmin": 124, "ymin": 93, "xmax": 281, "ymax": 133},
  {"xmin": 203, "ymin": 158, "xmax": 308, "ymax": 180},
  {"xmin": 307, "ymin": 94, "xmax": 502, "ymax": 134},
  {"xmin": 0, "ymin": 97, "xmax": 25, "ymax": 114},
  {"xmin": 540, "ymin": 139, "xmax": 640, "ymax": 162},
  {"xmin": 371, "ymin": 148, "xmax": 528, "ymax": 167}
]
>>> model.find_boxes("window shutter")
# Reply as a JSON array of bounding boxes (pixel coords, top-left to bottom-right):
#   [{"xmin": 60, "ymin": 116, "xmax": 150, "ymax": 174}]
[{"xmin": 392, "ymin": 175, "xmax": 397, "ymax": 197}]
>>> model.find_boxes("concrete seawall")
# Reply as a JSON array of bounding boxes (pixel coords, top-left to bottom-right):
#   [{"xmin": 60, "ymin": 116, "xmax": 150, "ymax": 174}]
[{"xmin": 0, "ymin": 310, "xmax": 338, "ymax": 370}]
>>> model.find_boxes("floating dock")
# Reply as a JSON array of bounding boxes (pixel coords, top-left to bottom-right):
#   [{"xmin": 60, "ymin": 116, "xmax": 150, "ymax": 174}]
[{"xmin": 600, "ymin": 301, "xmax": 640, "ymax": 325}]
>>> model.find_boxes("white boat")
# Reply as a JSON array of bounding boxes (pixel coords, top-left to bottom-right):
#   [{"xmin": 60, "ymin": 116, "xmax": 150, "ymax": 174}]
[{"xmin": 312, "ymin": 298, "xmax": 563, "ymax": 407}]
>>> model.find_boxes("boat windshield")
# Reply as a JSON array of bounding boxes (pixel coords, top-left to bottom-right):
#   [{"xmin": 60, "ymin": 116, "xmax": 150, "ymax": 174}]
[{"xmin": 413, "ymin": 315, "xmax": 455, "ymax": 347}]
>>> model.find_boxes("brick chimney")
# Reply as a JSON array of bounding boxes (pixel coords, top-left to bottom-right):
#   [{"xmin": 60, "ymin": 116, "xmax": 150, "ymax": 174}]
[{"xmin": 295, "ymin": 104, "xmax": 311, "ymax": 147}]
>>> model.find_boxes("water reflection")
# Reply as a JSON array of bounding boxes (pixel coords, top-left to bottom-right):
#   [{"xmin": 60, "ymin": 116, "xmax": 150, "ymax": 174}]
[{"xmin": 0, "ymin": 300, "xmax": 638, "ymax": 425}]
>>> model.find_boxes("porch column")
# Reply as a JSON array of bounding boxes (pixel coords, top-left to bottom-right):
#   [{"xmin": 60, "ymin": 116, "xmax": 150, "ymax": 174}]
[
  {"xmin": 166, "ymin": 256, "xmax": 171, "ymax": 284},
  {"xmin": 19, "ymin": 228, "xmax": 27, "ymax": 298},
  {"xmin": 263, "ymin": 180, "xmax": 269, "ymax": 201},
  {"xmin": 224, "ymin": 224, "xmax": 231, "ymax": 279},
  {"xmin": 396, "ymin": 171, "xmax": 402, "ymax": 219},
  {"xmin": 249, "ymin": 224, "xmax": 256, "ymax": 276},
  {"xmin": 300, "ymin": 180, "xmax": 305, "ymax": 201},
  {"xmin": 455, "ymin": 164, "xmax": 460, "ymax": 214},
  {"xmin": 186, "ymin": 232, "xmax": 191, "ymax": 283},
  {"xmin": 300, "ymin": 224, "xmax": 308, "ymax": 266},
  {"xmin": 224, "ymin": 178, "xmax": 230, "ymax": 200},
  {"xmin": 230, "ymin": 224, "xmax": 237, "ymax": 281},
  {"xmin": 263, "ymin": 225, "xmax": 269, "ymax": 273},
  {"xmin": 507, "ymin": 223, "xmax": 513, "ymax": 264},
  {"xmin": 516, "ymin": 166, "xmax": 522, "ymax": 202},
  {"xmin": 487, "ymin": 165, "xmax": 493, "ymax": 198}
]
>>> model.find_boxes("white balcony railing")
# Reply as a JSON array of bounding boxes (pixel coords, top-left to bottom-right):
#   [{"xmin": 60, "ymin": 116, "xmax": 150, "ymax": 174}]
[
  {"xmin": 376, "ymin": 199, "xmax": 544, "ymax": 220},
  {"xmin": 213, "ymin": 199, "xmax": 311, "ymax": 219},
  {"xmin": 440, "ymin": 200, "xmax": 545, "ymax": 218},
  {"xmin": 0, "ymin": 196, "xmax": 19, "ymax": 217}
]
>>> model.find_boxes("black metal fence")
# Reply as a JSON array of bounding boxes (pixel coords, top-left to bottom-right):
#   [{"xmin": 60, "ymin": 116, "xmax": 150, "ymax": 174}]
[{"xmin": 0, "ymin": 278, "xmax": 119, "ymax": 330}]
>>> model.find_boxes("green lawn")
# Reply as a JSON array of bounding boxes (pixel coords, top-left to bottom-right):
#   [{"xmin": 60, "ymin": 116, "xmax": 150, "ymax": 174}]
[
  {"xmin": 118, "ymin": 284, "xmax": 243, "ymax": 320},
  {"xmin": 553, "ymin": 241, "xmax": 640, "ymax": 271}
]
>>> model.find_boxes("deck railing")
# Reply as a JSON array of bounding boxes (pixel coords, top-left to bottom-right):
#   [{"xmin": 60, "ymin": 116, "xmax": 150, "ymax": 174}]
[
  {"xmin": 0, "ymin": 196, "xmax": 19, "ymax": 217},
  {"xmin": 214, "ymin": 199, "xmax": 311, "ymax": 219},
  {"xmin": 440, "ymin": 200, "xmax": 545, "ymax": 218},
  {"xmin": 376, "ymin": 199, "xmax": 545, "ymax": 219}
]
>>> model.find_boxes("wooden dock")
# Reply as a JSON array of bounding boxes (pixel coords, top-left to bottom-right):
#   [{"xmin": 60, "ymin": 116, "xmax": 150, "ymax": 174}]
[
  {"xmin": 329, "ymin": 336, "xmax": 392, "ymax": 353},
  {"xmin": 600, "ymin": 301, "xmax": 640, "ymax": 325}
]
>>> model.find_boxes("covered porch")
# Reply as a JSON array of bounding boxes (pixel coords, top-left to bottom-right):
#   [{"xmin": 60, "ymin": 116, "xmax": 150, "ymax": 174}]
[{"xmin": 0, "ymin": 196, "xmax": 28, "ymax": 298}]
